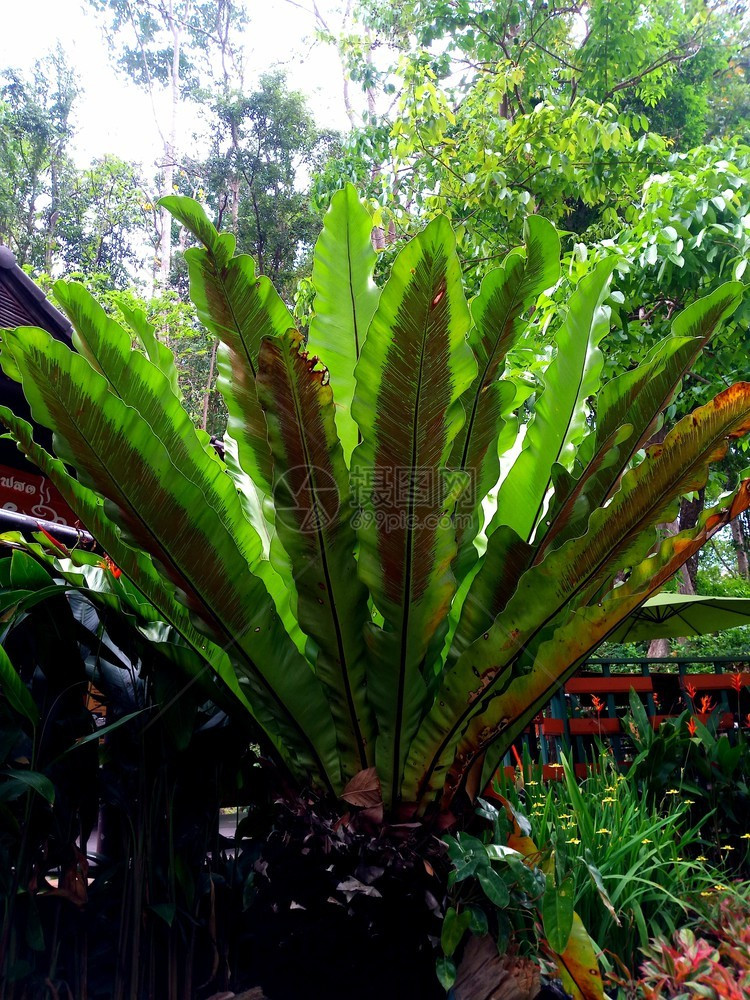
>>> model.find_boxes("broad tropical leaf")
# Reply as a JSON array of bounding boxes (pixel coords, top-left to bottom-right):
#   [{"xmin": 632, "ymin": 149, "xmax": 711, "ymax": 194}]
[
  {"xmin": 0, "ymin": 642, "xmax": 39, "ymax": 729},
  {"xmin": 539, "ymin": 282, "xmax": 743, "ymax": 553},
  {"xmin": 406, "ymin": 384, "xmax": 750, "ymax": 804},
  {"xmin": 161, "ymin": 194, "xmax": 293, "ymax": 495},
  {"xmin": 473, "ymin": 479, "xmax": 750, "ymax": 796},
  {"xmin": 0, "ymin": 330, "xmax": 340, "ymax": 791},
  {"xmin": 52, "ymin": 281, "xmax": 221, "ymax": 469},
  {"xmin": 351, "ymin": 215, "xmax": 476, "ymax": 806},
  {"xmin": 3, "ymin": 196, "xmax": 749, "ymax": 826},
  {"xmin": 449, "ymin": 216, "xmax": 560, "ymax": 577},
  {"xmin": 115, "ymin": 297, "xmax": 181, "ymax": 399},
  {"xmin": 491, "ymin": 258, "xmax": 616, "ymax": 542},
  {"xmin": 307, "ymin": 184, "xmax": 380, "ymax": 465},
  {"xmin": 554, "ymin": 914, "xmax": 605, "ymax": 1000},
  {"xmin": 0, "ymin": 408, "xmax": 265, "ymax": 732},
  {"xmin": 257, "ymin": 329, "xmax": 374, "ymax": 776}
]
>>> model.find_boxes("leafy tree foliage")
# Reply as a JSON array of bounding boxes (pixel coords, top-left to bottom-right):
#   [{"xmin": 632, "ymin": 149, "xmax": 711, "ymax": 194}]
[
  {"xmin": 348, "ymin": 0, "xmax": 746, "ymax": 136},
  {"xmin": 85, "ymin": 0, "xmax": 248, "ymax": 283},
  {"xmin": 0, "ymin": 48, "xmax": 79, "ymax": 268},
  {"xmin": 200, "ymin": 71, "xmax": 340, "ymax": 301},
  {"xmin": 0, "ymin": 52, "xmax": 152, "ymax": 287}
]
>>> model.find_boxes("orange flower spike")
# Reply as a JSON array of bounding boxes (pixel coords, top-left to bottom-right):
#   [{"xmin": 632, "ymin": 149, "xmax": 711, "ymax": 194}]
[
  {"xmin": 731, "ymin": 672, "xmax": 744, "ymax": 694},
  {"xmin": 685, "ymin": 681, "xmax": 697, "ymax": 701},
  {"xmin": 592, "ymin": 695, "xmax": 605, "ymax": 715},
  {"xmin": 699, "ymin": 694, "xmax": 715, "ymax": 715},
  {"xmin": 687, "ymin": 716, "xmax": 698, "ymax": 737}
]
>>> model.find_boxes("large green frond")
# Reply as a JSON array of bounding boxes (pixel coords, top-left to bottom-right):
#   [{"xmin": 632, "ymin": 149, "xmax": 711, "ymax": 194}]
[
  {"xmin": 257, "ymin": 329, "xmax": 374, "ymax": 777},
  {"xmin": 307, "ymin": 184, "xmax": 380, "ymax": 465},
  {"xmin": 449, "ymin": 216, "xmax": 560, "ymax": 578},
  {"xmin": 350, "ymin": 215, "xmax": 476, "ymax": 807},
  {"xmin": 161, "ymin": 195, "xmax": 292, "ymax": 495},
  {"xmin": 405, "ymin": 383, "xmax": 750, "ymax": 804},
  {"xmin": 468, "ymin": 482, "xmax": 750, "ymax": 801},
  {"xmin": 491, "ymin": 258, "xmax": 616, "ymax": 543},
  {"xmin": 1, "ymin": 329, "xmax": 340, "ymax": 791}
]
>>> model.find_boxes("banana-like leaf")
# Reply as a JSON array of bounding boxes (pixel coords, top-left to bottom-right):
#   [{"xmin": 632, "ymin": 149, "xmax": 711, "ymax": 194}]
[
  {"xmin": 464, "ymin": 481, "xmax": 750, "ymax": 800},
  {"xmin": 538, "ymin": 282, "xmax": 743, "ymax": 554},
  {"xmin": 115, "ymin": 297, "xmax": 182, "ymax": 399},
  {"xmin": 450, "ymin": 217, "xmax": 560, "ymax": 577},
  {"xmin": 0, "ymin": 330, "xmax": 341, "ymax": 791},
  {"xmin": 492, "ymin": 258, "xmax": 616, "ymax": 543},
  {"xmin": 0, "ymin": 408, "xmax": 256, "ymax": 718},
  {"xmin": 405, "ymin": 383, "xmax": 750, "ymax": 804},
  {"xmin": 351, "ymin": 216, "xmax": 476, "ymax": 806},
  {"xmin": 256, "ymin": 329, "xmax": 374, "ymax": 776},
  {"xmin": 52, "ymin": 281, "xmax": 222, "ymax": 472},
  {"xmin": 492, "ymin": 796, "xmax": 604, "ymax": 999},
  {"xmin": 449, "ymin": 285, "xmax": 744, "ymax": 655},
  {"xmin": 0, "ymin": 642, "xmax": 39, "ymax": 728},
  {"xmin": 554, "ymin": 914, "xmax": 605, "ymax": 1000},
  {"xmin": 161, "ymin": 195, "xmax": 293, "ymax": 495},
  {"xmin": 307, "ymin": 184, "xmax": 380, "ymax": 465},
  {"xmin": 596, "ymin": 282, "xmax": 743, "ymax": 493}
]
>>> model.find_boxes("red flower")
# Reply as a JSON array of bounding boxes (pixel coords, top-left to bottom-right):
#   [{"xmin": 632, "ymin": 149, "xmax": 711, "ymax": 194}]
[
  {"xmin": 731, "ymin": 672, "xmax": 744, "ymax": 693},
  {"xmin": 592, "ymin": 695, "xmax": 605, "ymax": 715},
  {"xmin": 686, "ymin": 681, "xmax": 697, "ymax": 701},
  {"xmin": 699, "ymin": 695, "xmax": 715, "ymax": 715},
  {"xmin": 99, "ymin": 555, "xmax": 122, "ymax": 579},
  {"xmin": 687, "ymin": 717, "xmax": 698, "ymax": 737}
]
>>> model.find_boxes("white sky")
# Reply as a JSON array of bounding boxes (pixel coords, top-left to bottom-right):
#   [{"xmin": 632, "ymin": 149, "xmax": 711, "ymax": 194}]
[{"xmin": 0, "ymin": 0, "xmax": 355, "ymax": 172}]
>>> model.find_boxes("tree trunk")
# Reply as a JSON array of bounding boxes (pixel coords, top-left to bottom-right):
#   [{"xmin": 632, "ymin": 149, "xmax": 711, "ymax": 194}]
[
  {"xmin": 647, "ymin": 492, "xmax": 705, "ymax": 658},
  {"xmin": 158, "ymin": 0, "xmax": 187, "ymax": 287},
  {"xmin": 678, "ymin": 490, "xmax": 704, "ymax": 594},
  {"xmin": 732, "ymin": 515, "xmax": 749, "ymax": 578}
]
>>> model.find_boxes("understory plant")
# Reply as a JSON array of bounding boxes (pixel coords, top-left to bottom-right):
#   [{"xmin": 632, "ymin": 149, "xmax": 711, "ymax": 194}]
[
  {"xmin": 620, "ymin": 896, "xmax": 750, "ymax": 999},
  {"xmin": 497, "ymin": 752, "xmax": 750, "ymax": 979},
  {"xmin": 625, "ymin": 693, "xmax": 750, "ymax": 863},
  {"xmin": 440, "ymin": 795, "xmax": 603, "ymax": 999},
  {"xmin": 1, "ymin": 185, "xmax": 750, "ymax": 991}
]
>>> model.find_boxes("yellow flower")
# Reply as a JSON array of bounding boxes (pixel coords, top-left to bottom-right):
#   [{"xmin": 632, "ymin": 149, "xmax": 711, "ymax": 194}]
[
  {"xmin": 665, "ymin": 788, "xmax": 680, "ymax": 795},
  {"xmin": 700, "ymin": 891, "xmax": 713, "ymax": 897},
  {"xmin": 714, "ymin": 884, "xmax": 728, "ymax": 891},
  {"xmin": 741, "ymin": 833, "xmax": 750, "ymax": 840},
  {"xmin": 526, "ymin": 780, "xmax": 539, "ymax": 786},
  {"xmin": 567, "ymin": 838, "xmax": 581, "ymax": 845},
  {"xmin": 641, "ymin": 838, "xmax": 652, "ymax": 844},
  {"xmin": 602, "ymin": 797, "xmax": 616, "ymax": 804},
  {"xmin": 697, "ymin": 855, "xmax": 708, "ymax": 861},
  {"xmin": 684, "ymin": 799, "xmax": 695, "ymax": 805},
  {"xmin": 596, "ymin": 828, "xmax": 611, "ymax": 835},
  {"xmin": 722, "ymin": 844, "xmax": 735, "ymax": 851}
]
